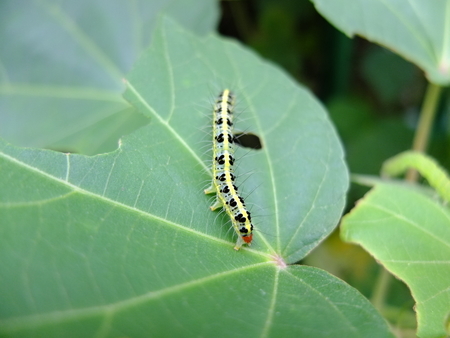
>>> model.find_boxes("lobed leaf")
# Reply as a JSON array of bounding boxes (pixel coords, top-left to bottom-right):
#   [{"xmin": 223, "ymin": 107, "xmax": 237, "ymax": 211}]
[{"xmin": 0, "ymin": 12, "xmax": 393, "ymax": 338}]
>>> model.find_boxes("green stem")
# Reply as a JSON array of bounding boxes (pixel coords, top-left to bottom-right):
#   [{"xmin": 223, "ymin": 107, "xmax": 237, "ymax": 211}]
[
  {"xmin": 371, "ymin": 267, "xmax": 392, "ymax": 313},
  {"xmin": 407, "ymin": 83, "xmax": 442, "ymax": 181}
]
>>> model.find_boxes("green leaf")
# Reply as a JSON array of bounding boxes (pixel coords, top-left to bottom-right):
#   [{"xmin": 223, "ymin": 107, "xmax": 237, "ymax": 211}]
[
  {"xmin": 341, "ymin": 183, "xmax": 450, "ymax": 338},
  {"xmin": 0, "ymin": 0, "xmax": 218, "ymax": 154},
  {"xmin": 310, "ymin": 0, "xmax": 450, "ymax": 85},
  {"xmin": 0, "ymin": 16, "xmax": 394, "ymax": 338}
]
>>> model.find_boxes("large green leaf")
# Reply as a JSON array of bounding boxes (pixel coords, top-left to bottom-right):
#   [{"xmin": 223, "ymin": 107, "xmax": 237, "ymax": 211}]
[
  {"xmin": 0, "ymin": 0, "xmax": 218, "ymax": 154},
  {"xmin": 0, "ymin": 16, "xmax": 394, "ymax": 338},
  {"xmin": 341, "ymin": 183, "xmax": 450, "ymax": 338},
  {"xmin": 311, "ymin": 0, "xmax": 450, "ymax": 85}
]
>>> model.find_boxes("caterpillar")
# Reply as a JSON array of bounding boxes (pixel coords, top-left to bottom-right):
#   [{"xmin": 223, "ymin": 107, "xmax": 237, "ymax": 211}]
[{"xmin": 204, "ymin": 89, "xmax": 254, "ymax": 250}]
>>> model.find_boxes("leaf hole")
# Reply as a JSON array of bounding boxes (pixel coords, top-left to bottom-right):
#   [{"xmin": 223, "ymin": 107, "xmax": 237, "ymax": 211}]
[{"xmin": 234, "ymin": 132, "xmax": 262, "ymax": 150}]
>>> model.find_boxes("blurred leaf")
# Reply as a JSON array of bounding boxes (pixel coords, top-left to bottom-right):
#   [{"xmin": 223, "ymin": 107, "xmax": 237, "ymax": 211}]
[
  {"xmin": 0, "ymin": 0, "xmax": 218, "ymax": 154},
  {"xmin": 346, "ymin": 119, "xmax": 414, "ymax": 175},
  {"xmin": 341, "ymin": 183, "xmax": 450, "ymax": 338},
  {"xmin": 0, "ymin": 17, "xmax": 397, "ymax": 338},
  {"xmin": 304, "ymin": 229, "xmax": 378, "ymax": 293},
  {"xmin": 327, "ymin": 95, "xmax": 374, "ymax": 142},
  {"xmin": 311, "ymin": 0, "xmax": 450, "ymax": 85},
  {"xmin": 361, "ymin": 47, "xmax": 418, "ymax": 106},
  {"xmin": 251, "ymin": 3, "xmax": 301, "ymax": 75},
  {"xmin": 327, "ymin": 96, "xmax": 415, "ymax": 207}
]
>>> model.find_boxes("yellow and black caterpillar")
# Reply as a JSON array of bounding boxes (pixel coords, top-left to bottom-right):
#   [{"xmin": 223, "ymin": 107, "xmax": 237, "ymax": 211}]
[{"xmin": 204, "ymin": 89, "xmax": 254, "ymax": 250}]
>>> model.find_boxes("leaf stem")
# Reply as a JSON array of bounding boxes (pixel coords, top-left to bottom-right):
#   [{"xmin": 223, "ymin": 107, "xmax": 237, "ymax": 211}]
[
  {"xmin": 371, "ymin": 267, "xmax": 392, "ymax": 314},
  {"xmin": 406, "ymin": 82, "xmax": 442, "ymax": 181}
]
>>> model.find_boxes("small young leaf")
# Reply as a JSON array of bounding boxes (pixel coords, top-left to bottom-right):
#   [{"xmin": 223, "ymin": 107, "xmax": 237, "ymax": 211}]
[{"xmin": 341, "ymin": 183, "xmax": 450, "ymax": 338}]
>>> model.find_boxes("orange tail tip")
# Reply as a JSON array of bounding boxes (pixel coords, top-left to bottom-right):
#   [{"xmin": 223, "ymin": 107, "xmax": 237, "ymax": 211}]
[{"xmin": 243, "ymin": 234, "xmax": 253, "ymax": 244}]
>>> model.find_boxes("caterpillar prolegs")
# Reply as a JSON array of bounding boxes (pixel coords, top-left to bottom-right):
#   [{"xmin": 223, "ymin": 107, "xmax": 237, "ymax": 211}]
[{"xmin": 204, "ymin": 89, "xmax": 254, "ymax": 250}]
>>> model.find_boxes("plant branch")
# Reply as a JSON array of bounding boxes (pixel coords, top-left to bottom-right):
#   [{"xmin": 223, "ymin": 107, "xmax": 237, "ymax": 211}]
[
  {"xmin": 407, "ymin": 83, "xmax": 442, "ymax": 181},
  {"xmin": 371, "ymin": 267, "xmax": 391, "ymax": 312}
]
